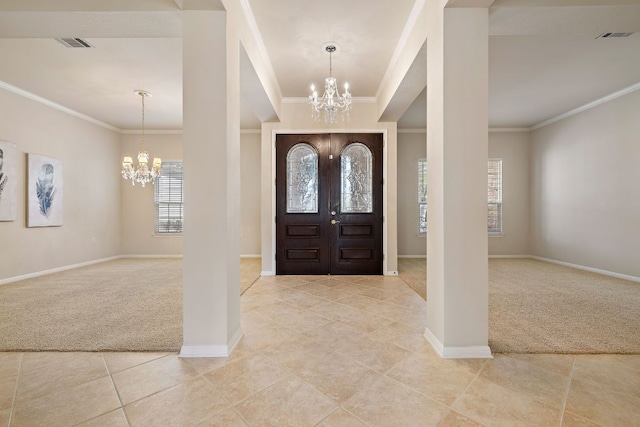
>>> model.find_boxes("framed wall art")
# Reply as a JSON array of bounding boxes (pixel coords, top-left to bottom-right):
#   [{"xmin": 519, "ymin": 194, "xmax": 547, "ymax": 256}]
[
  {"xmin": 0, "ymin": 141, "xmax": 17, "ymax": 221},
  {"xmin": 27, "ymin": 153, "xmax": 63, "ymax": 227}
]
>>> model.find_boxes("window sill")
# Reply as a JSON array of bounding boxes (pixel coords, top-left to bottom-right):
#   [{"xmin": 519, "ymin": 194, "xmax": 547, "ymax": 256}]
[
  {"xmin": 489, "ymin": 232, "xmax": 504, "ymax": 238},
  {"xmin": 152, "ymin": 233, "xmax": 183, "ymax": 238}
]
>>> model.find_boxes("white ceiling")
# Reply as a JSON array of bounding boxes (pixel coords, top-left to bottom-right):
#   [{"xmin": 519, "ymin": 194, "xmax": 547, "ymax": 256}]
[{"xmin": 0, "ymin": 0, "xmax": 639, "ymax": 131}]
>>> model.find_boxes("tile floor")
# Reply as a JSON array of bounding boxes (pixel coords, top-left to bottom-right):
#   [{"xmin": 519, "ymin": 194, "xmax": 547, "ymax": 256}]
[{"xmin": 2, "ymin": 274, "xmax": 640, "ymax": 426}]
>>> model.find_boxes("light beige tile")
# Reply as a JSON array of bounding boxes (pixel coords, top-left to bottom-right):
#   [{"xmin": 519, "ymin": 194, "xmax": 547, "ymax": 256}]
[
  {"xmin": 504, "ymin": 353, "xmax": 576, "ymax": 378},
  {"xmin": 383, "ymin": 290, "xmax": 427, "ymax": 311},
  {"xmin": 333, "ymin": 308, "xmax": 396, "ymax": 334},
  {"xmin": 125, "ymin": 376, "xmax": 230, "ymax": 426},
  {"xmin": 367, "ymin": 320, "xmax": 427, "ymax": 352},
  {"xmin": 476, "ymin": 354, "xmax": 571, "ymax": 408},
  {"xmin": 235, "ymin": 377, "xmax": 337, "ymax": 427},
  {"xmin": 283, "ymin": 292, "xmax": 329, "ymax": 309},
  {"xmin": 343, "ymin": 376, "xmax": 449, "ymax": 427},
  {"xmin": 19, "ymin": 351, "xmax": 87, "ymax": 374},
  {"xmin": 302, "ymin": 321, "xmax": 368, "ymax": 350},
  {"xmin": 261, "ymin": 334, "xmax": 333, "ymax": 373},
  {"xmin": 112, "ymin": 354, "xmax": 198, "ymax": 405},
  {"xmin": 16, "ymin": 353, "xmax": 108, "ymax": 403},
  {"xmin": 316, "ymin": 409, "xmax": 368, "ymax": 426},
  {"xmin": 0, "ymin": 407, "xmax": 11, "ymax": 427},
  {"xmin": 258, "ymin": 305, "xmax": 333, "ymax": 335},
  {"xmin": 335, "ymin": 294, "xmax": 383, "ymax": 311},
  {"xmin": 437, "ymin": 410, "xmax": 485, "ymax": 427},
  {"xmin": 0, "ymin": 353, "xmax": 21, "ymax": 380},
  {"xmin": 240, "ymin": 312, "xmax": 298, "ymax": 350},
  {"xmin": 291, "ymin": 351, "xmax": 383, "ymax": 404},
  {"xmin": 561, "ymin": 411, "xmax": 602, "ymax": 427},
  {"xmin": 197, "ymin": 407, "xmax": 249, "ymax": 426},
  {"xmin": 204, "ymin": 353, "xmax": 290, "ymax": 405},
  {"xmin": 565, "ymin": 376, "xmax": 640, "ymax": 426},
  {"xmin": 362, "ymin": 300, "xmax": 426, "ymax": 327},
  {"xmin": 572, "ymin": 354, "xmax": 640, "ymax": 392},
  {"xmin": 387, "ymin": 350, "xmax": 484, "ymax": 406},
  {"xmin": 333, "ymin": 335, "xmax": 411, "ymax": 374},
  {"xmin": 453, "ymin": 375, "xmax": 562, "ymax": 427},
  {"xmin": 0, "ymin": 376, "xmax": 16, "ymax": 411},
  {"xmin": 102, "ymin": 352, "xmax": 170, "ymax": 374},
  {"xmin": 13, "ymin": 376, "xmax": 121, "ymax": 427},
  {"xmin": 77, "ymin": 409, "xmax": 129, "ymax": 427}
]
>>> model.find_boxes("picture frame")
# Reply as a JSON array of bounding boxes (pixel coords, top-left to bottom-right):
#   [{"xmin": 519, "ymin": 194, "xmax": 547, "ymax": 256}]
[
  {"xmin": 0, "ymin": 141, "xmax": 17, "ymax": 221},
  {"xmin": 27, "ymin": 153, "xmax": 63, "ymax": 227}
]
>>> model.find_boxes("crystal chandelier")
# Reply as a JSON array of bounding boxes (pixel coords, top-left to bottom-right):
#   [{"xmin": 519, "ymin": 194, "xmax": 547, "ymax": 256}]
[
  {"xmin": 309, "ymin": 44, "xmax": 351, "ymax": 125},
  {"xmin": 121, "ymin": 90, "xmax": 161, "ymax": 187}
]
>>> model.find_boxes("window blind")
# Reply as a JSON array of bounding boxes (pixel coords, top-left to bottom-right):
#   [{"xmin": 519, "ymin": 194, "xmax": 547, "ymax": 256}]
[
  {"xmin": 155, "ymin": 161, "xmax": 183, "ymax": 234},
  {"xmin": 487, "ymin": 159, "xmax": 502, "ymax": 234}
]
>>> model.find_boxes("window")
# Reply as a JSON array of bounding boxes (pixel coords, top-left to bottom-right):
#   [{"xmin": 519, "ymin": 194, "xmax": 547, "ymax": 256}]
[
  {"xmin": 417, "ymin": 158, "xmax": 503, "ymax": 235},
  {"xmin": 418, "ymin": 159, "xmax": 427, "ymax": 234},
  {"xmin": 155, "ymin": 161, "xmax": 183, "ymax": 234},
  {"xmin": 487, "ymin": 159, "xmax": 502, "ymax": 234}
]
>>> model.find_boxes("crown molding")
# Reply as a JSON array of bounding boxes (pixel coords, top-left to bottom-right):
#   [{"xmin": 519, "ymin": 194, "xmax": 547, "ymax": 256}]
[
  {"xmin": 0, "ymin": 80, "xmax": 119, "ymax": 132},
  {"xmin": 282, "ymin": 96, "xmax": 377, "ymax": 104},
  {"xmin": 531, "ymin": 81, "xmax": 640, "ymax": 131}
]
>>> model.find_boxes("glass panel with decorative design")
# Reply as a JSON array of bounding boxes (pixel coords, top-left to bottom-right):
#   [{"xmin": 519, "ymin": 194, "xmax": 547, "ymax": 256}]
[
  {"xmin": 341, "ymin": 143, "xmax": 373, "ymax": 213},
  {"xmin": 287, "ymin": 143, "xmax": 318, "ymax": 213}
]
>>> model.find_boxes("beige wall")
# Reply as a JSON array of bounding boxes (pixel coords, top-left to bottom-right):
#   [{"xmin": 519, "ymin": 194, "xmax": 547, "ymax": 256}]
[
  {"xmin": 120, "ymin": 133, "xmax": 183, "ymax": 256},
  {"xmin": 240, "ymin": 132, "xmax": 261, "ymax": 256},
  {"xmin": 397, "ymin": 132, "xmax": 426, "ymax": 256},
  {"xmin": 396, "ymin": 130, "xmax": 530, "ymax": 256},
  {"xmin": 488, "ymin": 131, "xmax": 530, "ymax": 256},
  {"xmin": 0, "ymin": 88, "xmax": 121, "ymax": 281},
  {"xmin": 120, "ymin": 131, "xmax": 261, "ymax": 257},
  {"xmin": 530, "ymin": 89, "xmax": 640, "ymax": 277}
]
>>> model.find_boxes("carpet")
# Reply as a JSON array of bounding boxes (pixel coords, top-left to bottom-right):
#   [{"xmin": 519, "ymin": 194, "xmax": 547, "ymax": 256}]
[
  {"xmin": 0, "ymin": 258, "xmax": 261, "ymax": 352},
  {"xmin": 399, "ymin": 257, "xmax": 640, "ymax": 354}
]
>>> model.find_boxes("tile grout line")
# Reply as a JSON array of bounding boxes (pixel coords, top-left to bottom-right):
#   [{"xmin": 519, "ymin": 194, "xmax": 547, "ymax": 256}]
[
  {"xmin": 100, "ymin": 354, "xmax": 131, "ymax": 427},
  {"xmin": 7, "ymin": 352, "xmax": 23, "ymax": 427},
  {"xmin": 558, "ymin": 356, "xmax": 577, "ymax": 426},
  {"xmin": 445, "ymin": 357, "xmax": 492, "ymax": 425}
]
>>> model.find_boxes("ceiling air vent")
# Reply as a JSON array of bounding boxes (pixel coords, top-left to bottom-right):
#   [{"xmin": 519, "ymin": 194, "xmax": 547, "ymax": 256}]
[
  {"xmin": 55, "ymin": 38, "xmax": 94, "ymax": 48},
  {"xmin": 596, "ymin": 32, "xmax": 634, "ymax": 39}
]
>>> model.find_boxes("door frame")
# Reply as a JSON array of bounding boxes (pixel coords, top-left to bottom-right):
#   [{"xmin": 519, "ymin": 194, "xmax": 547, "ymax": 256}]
[{"xmin": 264, "ymin": 128, "xmax": 395, "ymax": 276}]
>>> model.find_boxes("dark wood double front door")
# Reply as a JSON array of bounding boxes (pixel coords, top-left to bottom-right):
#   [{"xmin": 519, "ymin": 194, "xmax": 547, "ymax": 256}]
[{"xmin": 276, "ymin": 133, "xmax": 383, "ymax": 275}]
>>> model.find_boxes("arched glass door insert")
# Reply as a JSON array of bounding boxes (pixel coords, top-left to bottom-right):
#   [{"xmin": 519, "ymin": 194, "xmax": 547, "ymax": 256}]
[
  {"xmin": 341, "ymin": 143, "xmax": 373, "ymax": 213},
  {"xmin": 286, "ymin": 143, "xmax": 318, "ymax": 213}
]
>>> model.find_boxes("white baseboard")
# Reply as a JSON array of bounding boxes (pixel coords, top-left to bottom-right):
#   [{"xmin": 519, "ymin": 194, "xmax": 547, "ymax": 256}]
[
  {"xmin": 240, "ymin": 254, "xmax": 262, "ymax": 259},
  {"xmin": 397, "ymin": 255, "xmax": 426, "ymax": 259},
  {"xmin": 121, "ymin": 254, "xmax": 183, "ymax": 259},
  {"xmin": 0, "ymin": 256, "xmax": 122, "ymax": 286},
  {"xmin": 424, "ymin": 327, "xmax": 493, "ymax": 359},
  {"xmin": 489, "ymin": 255, "xmax": 530, "ymax": 259},
  {"xmin": 260, "ymin": 271, "xmax": 275, "ymax": 276},
  {"xmin": 385, "ymin": 271, "xmax": 399, "ymax": 276},
  {"xmin": 179, "ymin": 328, "xmax": 244, "ymax": 358},
  {"xmin": 530, "ymin": 256, "xmax": 640, "ymax": 283}
]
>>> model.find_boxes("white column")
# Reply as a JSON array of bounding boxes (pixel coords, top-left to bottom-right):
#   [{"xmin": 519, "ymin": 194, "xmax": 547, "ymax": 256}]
[
  {"xmin": 425, "ymin": 5, "xmax": 491, "ymax": 358},
  {"xmin": 181, "ymin": 10, "xmax": 242, "ymax": 357}
]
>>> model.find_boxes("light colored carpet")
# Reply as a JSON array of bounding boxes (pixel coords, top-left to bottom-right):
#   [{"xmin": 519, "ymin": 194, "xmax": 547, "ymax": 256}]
[
  {"xmin": 0, "ymin": 258, "xmax": 261, "ymax": 352},
  {"xmin": 398, "ymin": 257, "xmax": 640, "ymax": 354}
]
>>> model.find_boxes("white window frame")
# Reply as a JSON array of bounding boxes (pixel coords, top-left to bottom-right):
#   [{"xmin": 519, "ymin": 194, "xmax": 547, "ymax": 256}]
[
  {"xmin": 488, "ymin": 158, "xmax": 503, "ymax": 235},
  {"xmin": 154, "ymin": 161, "xmax": 183, "ymax": 235},
  {"xmin": 418, "ymin": 158, "xmax": 427, "ymax": 235},
  {"xmin": 417, "ymin": 158, "xmax": 503, "ymax": 236}
]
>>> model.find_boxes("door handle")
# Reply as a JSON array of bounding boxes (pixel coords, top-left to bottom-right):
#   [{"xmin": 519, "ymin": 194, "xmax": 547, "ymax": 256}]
[{"xmin": 331, "ymin": 219, "xmax": 340, "ymax": 225}]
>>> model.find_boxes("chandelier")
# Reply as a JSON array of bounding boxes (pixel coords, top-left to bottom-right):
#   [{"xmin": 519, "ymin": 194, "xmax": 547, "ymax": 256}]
[
  {"xmin": 309, "ymin": 44, "xmax": 351, "ymax": 125},
  {"xmin": 121, "ymin": 90, "xmax": 161, "ymax": 187}
]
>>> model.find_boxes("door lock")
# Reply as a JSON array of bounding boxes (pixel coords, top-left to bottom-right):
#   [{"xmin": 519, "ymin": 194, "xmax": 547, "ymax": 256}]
[{"xmin": 331, "ymin": 211, "xmax": 336, "ymax": 216}]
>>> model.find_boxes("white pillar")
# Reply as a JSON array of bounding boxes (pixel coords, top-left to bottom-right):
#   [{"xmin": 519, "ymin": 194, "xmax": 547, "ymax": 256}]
[
  {"xmin": 425, "ymin": 5, "xmax": 491, "ymax": 358},
  {"xmin": 181, "ymin": 9, "xmax": 242, "ymax": 357}
]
